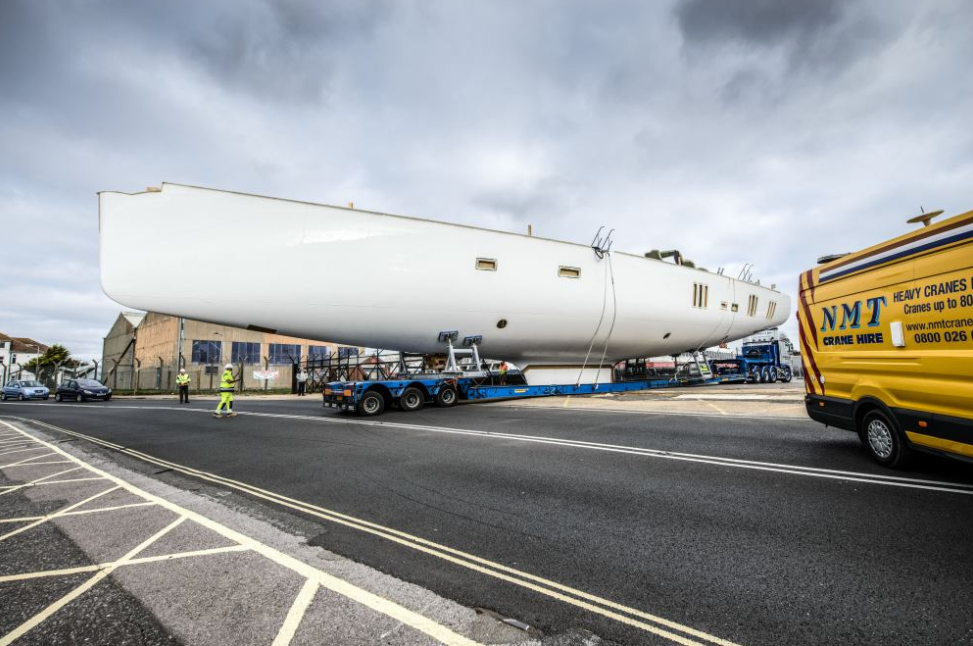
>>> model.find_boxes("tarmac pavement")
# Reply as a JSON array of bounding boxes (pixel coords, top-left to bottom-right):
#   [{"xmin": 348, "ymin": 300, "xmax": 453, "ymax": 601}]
[{"xmin": 1, "ymin": 387, "xmax": 972, "ymax": 645}]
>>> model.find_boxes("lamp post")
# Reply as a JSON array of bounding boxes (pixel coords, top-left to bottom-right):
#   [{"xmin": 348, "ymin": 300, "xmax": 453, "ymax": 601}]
[
  {"xmin": 211, "ymin": 332, "xmax": 223, "ymax": 392},
  {"xmin": 28, "ymin": 344, "xmax": 41, "ymax": 383}
]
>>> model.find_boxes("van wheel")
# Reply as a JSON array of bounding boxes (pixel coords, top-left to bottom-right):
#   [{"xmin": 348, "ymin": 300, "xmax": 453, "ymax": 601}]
[
  {"xmin": 357, "ymin": 391, "xmax": 385, "ymax": 417},
  {"xmin": 399, "ymin": 387, "xmax": 424, "ymax": 412},
  {"xmin": 436, "ymin": 386, "xmax": 458, "ymax": 408},
  {"xmin": 860, "ymin": 409, "xmax": 912, "ymax": 468}
]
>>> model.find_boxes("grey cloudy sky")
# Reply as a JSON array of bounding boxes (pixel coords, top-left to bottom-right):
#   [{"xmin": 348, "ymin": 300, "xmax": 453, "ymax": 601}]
[{"xmin": 2, "ymin": 0, "xmax": 972, "ymax": 360}]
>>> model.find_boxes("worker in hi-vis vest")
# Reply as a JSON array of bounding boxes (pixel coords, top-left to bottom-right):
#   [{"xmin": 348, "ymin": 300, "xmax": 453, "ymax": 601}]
[
  {"xmin": 214, "ymin": 363, "xmax": 237, "ymax": 418},
  {"xmin": 176, "ymin": 368, "xmax": 191, "ymax": 404}
]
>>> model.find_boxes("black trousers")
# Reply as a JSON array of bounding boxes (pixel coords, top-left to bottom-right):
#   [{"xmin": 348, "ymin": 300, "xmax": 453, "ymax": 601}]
[
  {"xmin": 179, "ymin": 385, "xmax": 190, "ymax": 403},
  {"xmin": 297, "ymin": 382, "xmax": 306, "ymax": 396}
]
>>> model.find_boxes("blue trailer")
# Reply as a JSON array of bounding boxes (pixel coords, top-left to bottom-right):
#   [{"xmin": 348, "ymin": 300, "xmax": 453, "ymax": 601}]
[
  {"xmin": 323, "ymin": 347, "xmax": 721, "ymax": 417},
  {"xmin": 323, "ymin": 372, "xmax": 720, "ymax": 416}
]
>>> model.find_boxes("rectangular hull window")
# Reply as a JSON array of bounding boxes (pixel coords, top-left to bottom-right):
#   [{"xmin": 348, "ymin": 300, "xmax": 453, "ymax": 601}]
[
  {"xmin": 476, "ymin": 258, "xmax": 497, "ymax": 271},
  {"xmin": 558, "ymin": 266, "xmax": 581, "ymax": 279}
]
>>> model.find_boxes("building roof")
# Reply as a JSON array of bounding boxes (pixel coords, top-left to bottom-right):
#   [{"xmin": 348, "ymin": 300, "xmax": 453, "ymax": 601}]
[
  {"xmin": 122, "ymin": 312, "xmax": 146, "ymax": 328},
  {"xmin": 11, "ymin": 338, "xmax": 49, "ymax": 354},
  {"xmin": 0, "ymin": 332, "xmax": 13, "ymax": 343}
]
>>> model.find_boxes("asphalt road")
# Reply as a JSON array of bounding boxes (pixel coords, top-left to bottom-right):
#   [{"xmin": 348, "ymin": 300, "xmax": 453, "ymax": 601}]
[{"xmin": 2, "ymin": 397, "xmax": 972, "ymax": 646}]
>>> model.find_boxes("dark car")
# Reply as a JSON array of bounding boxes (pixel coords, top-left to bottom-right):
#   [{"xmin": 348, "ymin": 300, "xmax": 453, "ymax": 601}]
[
  {"xmin": 1, "ymin": 380, "xmax": 50, "ymax": 400},
  {"xmin": 55, "ymin": 379, "xmax": 112, "ymax": 402}
]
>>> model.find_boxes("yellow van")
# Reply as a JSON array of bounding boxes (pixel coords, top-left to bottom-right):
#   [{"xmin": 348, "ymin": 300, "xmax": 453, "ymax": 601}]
[{"xmin": 797, "ymin": 209, "xmax": 973, "ymax": 467}]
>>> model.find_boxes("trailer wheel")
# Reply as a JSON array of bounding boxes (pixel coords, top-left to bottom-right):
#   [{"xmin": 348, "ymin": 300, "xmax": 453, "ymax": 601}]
[
  {"xmin": 436, "ymin": 386, "xmax": 458, "ymax": 408},
  {"xmin": 399, "ymin": 387, "xmax": 424, "ymax": 412},
  {"xmin": 860, "ymin": 409, "xmax": 912, "ymax": 468},
  {"xmin": 357, "ymin": 390, "xmax": 385, "ymax": 417},
  {"xmin": 763, "ymin": 367, "xmax": 773, "ymax": 383}
]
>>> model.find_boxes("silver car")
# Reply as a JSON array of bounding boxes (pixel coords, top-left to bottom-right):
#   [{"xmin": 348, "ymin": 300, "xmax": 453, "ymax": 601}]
[{"xmin": 1, "ymin": 380, "xmax": 50, "ymax": 400}]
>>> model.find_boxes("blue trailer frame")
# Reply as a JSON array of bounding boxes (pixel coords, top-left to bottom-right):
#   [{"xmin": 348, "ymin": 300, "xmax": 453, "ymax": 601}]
[{"xmin": 323, "ymin": 374, "xmax": 722, "ymax": 416}]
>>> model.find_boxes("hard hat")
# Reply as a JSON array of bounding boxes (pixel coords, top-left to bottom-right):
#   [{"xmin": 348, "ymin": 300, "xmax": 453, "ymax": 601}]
[
  {"xmin": 179, "ymin": 368, "xmax": 186, "ymax": 373},
  {"xmin": 224, "ymin": 363, "xmax": 233, "ymax": 370}
]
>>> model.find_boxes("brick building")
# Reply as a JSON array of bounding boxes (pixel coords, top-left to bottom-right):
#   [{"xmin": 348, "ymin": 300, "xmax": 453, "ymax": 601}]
[{"xmin": 101, "ymin": 312, "xmax": 357, "ymax": 392}]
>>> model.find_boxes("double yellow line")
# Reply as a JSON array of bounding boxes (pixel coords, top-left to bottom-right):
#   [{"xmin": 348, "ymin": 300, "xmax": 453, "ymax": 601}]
[{"xmin": 20, "ymin": 417, "xmax": 740, "ymax": 646}]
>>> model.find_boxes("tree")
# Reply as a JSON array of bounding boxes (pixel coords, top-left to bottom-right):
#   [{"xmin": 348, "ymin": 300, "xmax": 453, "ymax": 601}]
[{"xmin": 22, "ymin": 344, "xmax": 86, "ymax": 384}]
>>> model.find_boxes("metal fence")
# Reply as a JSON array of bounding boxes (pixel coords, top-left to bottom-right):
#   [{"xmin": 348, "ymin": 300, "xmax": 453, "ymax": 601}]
[{"xmin": 98, "ymin": 350, "xmax": 442, "ymax": 394}]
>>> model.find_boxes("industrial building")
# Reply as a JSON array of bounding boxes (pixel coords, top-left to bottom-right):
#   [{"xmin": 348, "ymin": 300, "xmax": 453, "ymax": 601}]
[{"xmin": 101, "ymin": 312, "xmax": 358, "ymax": 392}]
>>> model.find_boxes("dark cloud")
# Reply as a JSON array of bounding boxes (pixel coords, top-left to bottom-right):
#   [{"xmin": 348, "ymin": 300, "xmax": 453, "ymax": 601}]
[
  {"xmin": 674, "ymin": 0, "xmax": 895, "ymax": 85},
  {"xmin": 185, "ymin": 0, "xmax": 391, "ymax": 103},
  {"xmin": 2, "ymin": 0, "xmax": 973, "ymax": 359},
  {"xmin": 676, "ymin": 0, "xmax": 846, "ymax": 48}
]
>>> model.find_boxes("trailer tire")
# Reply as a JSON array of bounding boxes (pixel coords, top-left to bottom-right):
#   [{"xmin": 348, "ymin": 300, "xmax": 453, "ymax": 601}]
[
  {"xmin": 399, "ymin": 387, "xmax": 424, "ymax": 412},
  {"xmin": 860, "ymin": 408, "xmax": 912, "ymax": 469},
  {"xmin": 762, "ymin": 367, "xmax": 772, "ymax": 383},
  {"xmin": 435, "ymin": 386, "xmax": 458, "ymax": 408},
  {"xmin": 357, "ymin": 390, "xmax": 385, "ymax": 417}
]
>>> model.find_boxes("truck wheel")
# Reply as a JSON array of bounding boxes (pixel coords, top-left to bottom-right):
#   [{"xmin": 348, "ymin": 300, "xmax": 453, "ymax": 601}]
[
  {"xmin": 357, "ymin": 391, "xmax": 385, "ymax": 417},
  {"xmin": 781, "ymin": 367, "xmax": 793, "ymax": 383},
  {"xmin": 435, "ymin": 386, "xmax": 458, "ymax": 408},
  {"xmin": 399, "ymin": 387, "xmax": 424, "ymax": 412},
  {"xmin": 860, "ymin": 409, "xmax": 912, "ymax": 468},
  {"xmin": 763, "ymin": 367, "xmax": 773, "ymax": 383}
]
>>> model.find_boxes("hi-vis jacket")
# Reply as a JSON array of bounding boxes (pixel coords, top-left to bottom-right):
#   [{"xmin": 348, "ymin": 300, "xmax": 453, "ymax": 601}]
[{"xmin": 219, "ymin": 370, "xmax": 234, "ymax": 393}]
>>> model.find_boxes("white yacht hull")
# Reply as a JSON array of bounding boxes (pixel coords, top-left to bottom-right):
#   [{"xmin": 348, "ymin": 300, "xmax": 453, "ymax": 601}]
[{"xmin": 99, "ymin": 183, "xmax": 791, "ymax": 384}]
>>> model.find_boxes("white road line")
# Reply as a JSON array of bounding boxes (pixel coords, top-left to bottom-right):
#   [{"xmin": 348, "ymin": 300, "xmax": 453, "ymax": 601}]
[
  {"xmin": 0, "ymin": 420, "xmax": 484, "ymax": 646},
  {"xmin": 0, "ymin": 544, "xmax": 250, "ymax": 583},
  {"xmin": 272, "ymin": 578, "xmax": 319, "ymax": 646},
  {"xmin": 41, "ymin": 404, "xmax": 972, "ymax": 494},
  {"xmin": 109, "ymin": 406, "xmax": 973, "ymax": 494},
  {"xmin": 486, "ymin": 401, "xmax": 805, "ymax": 420},
  {"xmin": 0, "ymin": 516, "xmax": 187, "ymax": 646}
]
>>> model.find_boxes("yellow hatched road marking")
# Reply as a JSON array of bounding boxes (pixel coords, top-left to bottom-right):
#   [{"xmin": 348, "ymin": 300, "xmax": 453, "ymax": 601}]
[
  {"xmin": 0, "ymin": 446, "xmax": 50, "ymax": 457},
  {"xmin": 1, "ymin": 460, "xmax": 73, "ymax": 468},
  {"xmin": 0, "ymin": 517, "xmax": 187, "ymax": 646},
  {"xmin": 13, "ymin": 418, "xmax": 741, "ymax": 646},
  {"xmin": 0, "ymin": 486, "xmax": 120, "ymax": 542},
  {"xmin": 30, "ymin": 476, "xmax": 108, "ymax": 487},
  {"xmin": 0, "ymin": 544, "xmax": 251, "ymax": 583},
  {"xmin": 272, "ymin": 578, "xmax": 319, "ymax": 646},
  {"xmin": 0, "ymin": 420, "xmax": 483, "ymax": 646},
  {"xmin": 0, "ymin": 466, "xmax": 82, "ymax": 496},
  {"xmin": 0, "ymin": 452, "xmax": 57, "ymax": 468},
  {"xmin": 0, "ymin": 501, "xmax": 157, "ymax": 524}
]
